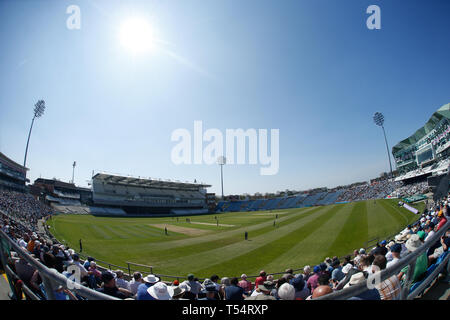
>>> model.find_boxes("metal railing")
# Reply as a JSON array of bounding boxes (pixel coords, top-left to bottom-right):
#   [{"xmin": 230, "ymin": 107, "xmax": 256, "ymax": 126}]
[
  {"xmin": 314, "ymin": 220, "xmax": 449, "ymax": 300},
  {"xmin": 0, "ymin": 229, "xmax": 118, "ymax": 300}
]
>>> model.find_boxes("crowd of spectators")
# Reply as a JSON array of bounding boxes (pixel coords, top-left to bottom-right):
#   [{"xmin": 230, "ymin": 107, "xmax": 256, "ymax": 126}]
[
  {"xmin": 337, "ymin": 180, "xmax": 402, "ymax": 203},
  {"xmin": 0, "ymin": 188, "xmax": 448, "ymax": 300},
  {"xmin": 389, "ymin": 181, "xmax": 429, "ymax": 198},
  {"xmin": 0, "ymin": 190, "xmax": 52, "ymax": 232}
]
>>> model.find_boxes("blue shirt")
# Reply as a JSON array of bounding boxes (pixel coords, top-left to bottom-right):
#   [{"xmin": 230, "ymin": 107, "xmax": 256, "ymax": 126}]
[
  {"xmin": 331, "ymin": 267, "xmax": 345, "ymax": 282},
  {"xmin": 136, "ymin": 283, "xmax": 156, "ymax": 300},
  {"xmin": 225, "ymin": 285, "xmax": 244, "ymax": 300}
]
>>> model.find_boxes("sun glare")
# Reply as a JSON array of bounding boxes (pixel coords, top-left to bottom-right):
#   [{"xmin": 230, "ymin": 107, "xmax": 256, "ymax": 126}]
[{"xmin": 119, "ymin": 18, "xmax": 156, "ymax": 54}]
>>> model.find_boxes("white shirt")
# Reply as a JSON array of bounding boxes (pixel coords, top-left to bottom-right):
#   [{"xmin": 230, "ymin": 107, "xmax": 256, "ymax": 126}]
[
  {"xmin": 424, "ymin": 230, "xmax": 435, "ymax": 242},
  {"xmin": 18, "ymin": 239, "xmax": 27, "ymax": 248},
  {"xmin": 386, "ymin": 257, "xmax": 400, "ymax": 269},
  {"xmin": 116, "ymin": 278, "xmax": 130, "ymax": 290},
  {"xmin": 129, "ymin": 279, "xmax": 142, "ymax": 295},
  {"xmin": 385, "ymin": 251, "xmax": 393, "ymax": 262}
]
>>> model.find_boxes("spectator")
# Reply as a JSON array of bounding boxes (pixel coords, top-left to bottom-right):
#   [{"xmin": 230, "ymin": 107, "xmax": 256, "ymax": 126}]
[
  {"xmin": 354, "ymin": 248, "xmax": 365, "ymax": 267},
  {"xmin": 88, "ymin": 261, "xmax": 102, "ymax": 288},
  {"xmin": 148, "ymin": 282, "xmax": 173, "ymax": 300},
  {"xmin": 180, "ymin": 274, "xmax": 202, "ymax": 299},
  {"xmin": 306, "ymin": 265, "xmax": 321, "ymax": 293},
  {"xmin": 199, "ymin": 283, "xmax": 217, "ymax": 300},
  {"xmin": 254, "ymin": 270, "xmax": 267, "ymax": 289},
  {"xmin": 344, "ymin": 272, "xmax": 381, "ymax": 300},
  {"xmin": 114, "ymin": 270, "xmax": 130, "ymax": 291},
  {"xmin": 424, "ymin": 223, "xmax": 436, "ymax": 242},
  {"xmin": 238, "ymin": 274, "xmax": 252, "ymax": 294},
  {"xmin": 331, "ymin": 259, "xmax": 344, "ymax": 282},
  {"xmin": 335, "ymin": 263, "xmax": 359, "ymax": 290},
  {"xmin": 386, "ymin": 244, "xmax": 402, "ymax": 269},
  {"xmin": 171, "ymin": 285, "xmax": 186, "ymax": 300},
  {"xmin": 245, "ymin": 281, "xmax": 276, "ymax": 300},
  {"xmin": 398, "ymin": 234, "xmax": 428, "ymax": 284},
  {"xmin": 309, "ymin": 285, "xmax": 333, "ymax": 300},
  {"xmin": 72, "ymin": 254, "xmax": 88, "ymax": 280},
  {"xmin": 129, "ymin": 272, "xmax": 143, "ymax": 296},
  {"xmin": 428, "ymin": 236, "xmax": 450, "ymax": 264},
  {"xmin": 224, "ymin": 277, "xmax": 245, "ymax": 300},
  {"xmin": 372, "ymin": 255, "xmax": 401, "ymax": 300},
  {"xmin": 97, "ymin": 271, "xmax": 127, "ymax": 299},
  {"xmin": 302, "ymin": 265, "xmax": 311, "ymax": 282},
  {"xmin": 290, "ymin": 275, "xmax": 309, "ymax": 300},
  {"xmin": 136, "ymin": 274, "xmax": 160, "ymax": 300},
  {"xmin": 277, "ymin": 283, "xmax": 295, "ymax": 300}
]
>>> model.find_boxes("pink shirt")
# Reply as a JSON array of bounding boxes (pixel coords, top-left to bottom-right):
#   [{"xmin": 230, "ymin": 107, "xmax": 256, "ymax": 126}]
[
  {"xmin": 238, "ymin": 279, "xmax": 252, "ymax": 292},
  {"xmin": 307, "ymin": 274, "xmax": 319, "ymax": 293}
]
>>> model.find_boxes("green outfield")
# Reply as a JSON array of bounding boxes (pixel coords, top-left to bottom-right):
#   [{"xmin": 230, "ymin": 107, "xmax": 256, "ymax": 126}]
[{"xmin": 46, "ymin": 199, "xmax": 425, "ymax": 279}]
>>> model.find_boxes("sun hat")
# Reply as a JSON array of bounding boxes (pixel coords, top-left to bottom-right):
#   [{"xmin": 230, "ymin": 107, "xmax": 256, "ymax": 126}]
[
  {"xmin": 241, "ymin": 274, "xmax": 247, "ymax": 279},
  {"xmin": 148, "ymin": 282, "xmax": 174, "ymax": 300},
  {"xmin": 342, "ymin": 264, "xmax": 353, "ymax": 274},
  {"xmin": 143, "ymin": 274, "xmax": 160, "ymax": 284},
  {"xmin": 386, "ymin": 241, "xmax": 395, "ymax": 249},
  {"xmin": 277, "ymin": 283, "xmax": 295, "ymax": 300},
  {"xmin": 395, "ymin": 233, "xmax": 408, "ymax": 243},
  {"xmin": 344, "ymin": 272, "xmax": 366, "ymax": 288},
  {"xmin": 405, "ymin": 234, "xmax": 422, "ymax": 252},
  {"xmin": 258, "ymin": 281, "xmax": 275, "ymax": 292},
  {"xmin": 172, "ymin": 286, "xmax": 185, "ymax": 297}
]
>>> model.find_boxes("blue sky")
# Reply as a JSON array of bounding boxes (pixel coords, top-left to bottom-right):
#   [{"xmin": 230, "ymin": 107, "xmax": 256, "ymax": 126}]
[{"xmin": 0, "ymin": 0, "xmax": 449, "ymax": 195}]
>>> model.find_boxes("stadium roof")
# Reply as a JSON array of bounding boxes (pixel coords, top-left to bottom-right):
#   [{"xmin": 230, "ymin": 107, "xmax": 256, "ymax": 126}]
[
  {"xmin": 392, "ymin": 103, "xmax": 450, "ymax": 155},
  {"xmin": 0, "ymin": 152, "xmax": 28, "ymax": 173},
  {"xmin": 92, "ymin": 172, "xmax": 211, "ymax": 190}
]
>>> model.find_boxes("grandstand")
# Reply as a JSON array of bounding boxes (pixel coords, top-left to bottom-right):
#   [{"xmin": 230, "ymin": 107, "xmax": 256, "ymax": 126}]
[
  {"xmin": 0, "ymin": 152, "xmax": 28, "ymax": 192},
  {"xmin": 90, "ymin": 172, "xmax": 211, "ymax": 216},
  {"xmin": 393, "ymin": 103, "xmax": 450, "ymax": 182}
]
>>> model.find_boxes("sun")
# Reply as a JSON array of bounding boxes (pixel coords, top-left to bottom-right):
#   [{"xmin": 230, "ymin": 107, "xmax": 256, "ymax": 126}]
[{"xmin": 119, "ymin": 18, "xmax": 156, "ymax": 54}]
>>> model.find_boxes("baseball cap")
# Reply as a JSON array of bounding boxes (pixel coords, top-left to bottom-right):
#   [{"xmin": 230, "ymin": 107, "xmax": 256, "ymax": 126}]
[
  {"xmin": 390, "ymin": 243, "xmax": 402, "ymax": 253},
  {"xmin": 380, "ymin": 240, "xmax": 387, "ymax": 245},
  {"xmin": 313, "ymin": 265, "xmax": 321, "ymax": 273}
]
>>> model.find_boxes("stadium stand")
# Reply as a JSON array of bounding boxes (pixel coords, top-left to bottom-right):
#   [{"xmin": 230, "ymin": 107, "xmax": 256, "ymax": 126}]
[
  {"xmin": 0, "ymin": 181, "xmax": 448, "ymax": 300},
  {"xmin": 90, "ymin": 173, "xmax": 211, "ymax": 216}
]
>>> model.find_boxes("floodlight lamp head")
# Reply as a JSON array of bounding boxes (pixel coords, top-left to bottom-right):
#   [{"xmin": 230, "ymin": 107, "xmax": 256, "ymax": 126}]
[
  {"xmin": 217, "ymin": 156, "xmax": 226, "ymax": 165},
  {"xmin": 34, "ymin": 100, "xmax": 46, "ymax": 118},
  {"xmin": 373, "ymin": 112, "xmax": 384, "ymax": 127}
]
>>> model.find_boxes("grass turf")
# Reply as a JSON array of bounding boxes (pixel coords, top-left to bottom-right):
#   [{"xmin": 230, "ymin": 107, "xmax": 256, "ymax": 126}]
[{"xmin": 46, "ymin": 199, "xmax": 425, "ymax": 279}]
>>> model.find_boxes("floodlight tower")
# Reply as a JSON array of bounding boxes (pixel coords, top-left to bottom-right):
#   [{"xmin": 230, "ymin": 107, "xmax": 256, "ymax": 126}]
[
  {"xmin": 24, "ymin": 100, "xmax": 46, "ymax": 168},
  {"xmin": 72, "ymin": 161, "xmax": 77, "ymax": 184},
  {"xmin": 373, "ymin": 112, "xmax": 393, "ymax": 179},
  {"xmin": 217, "ymin": 156, "xmax": 226, "ymax": 199}
]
